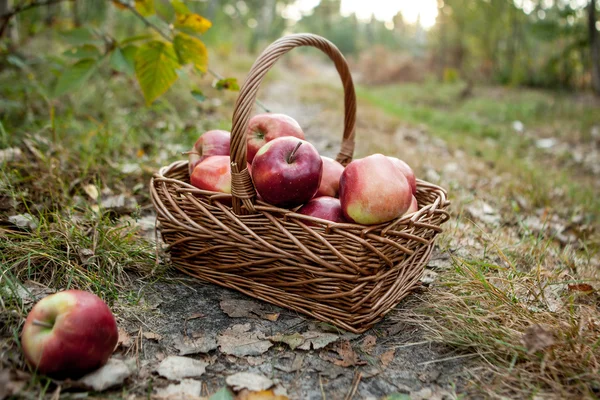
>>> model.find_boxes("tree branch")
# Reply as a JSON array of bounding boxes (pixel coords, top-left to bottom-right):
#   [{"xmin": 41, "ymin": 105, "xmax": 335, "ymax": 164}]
[{"xmin": 1, "ymin": 0, "xmax": 69, "ymax": 37}]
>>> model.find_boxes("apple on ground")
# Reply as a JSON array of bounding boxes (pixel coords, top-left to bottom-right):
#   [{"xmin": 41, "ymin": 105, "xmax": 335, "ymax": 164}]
[
  {"xmin": 297, "ymin": 196, "xmax": 346, "ymax": 225},
  {"xmin": 315, "ymin": 156, "xmax": 345, "ymax": 198},
  {"xmin": 188, "ymin": 130, "xmax": 231, "ymax": 175},
  {"xmin": 246, "ymin": 113, "xmax": 305, "ymax": 164},
  {"xmin": 387, "ymin": 156, "xmax": 417, "ymax": 195},
  {"xmin": 339, "ymin": 154, "xmax": 412, "ymax": 225},
  {"xmin": 190, "ymin": 155, "xmax": 232, "ymax": 193},
  {"xmin": 21, "ymin": 290, "xmax": 118, "ymax": 379},
  {"xmin": 404, "ymin": 195, "xmax": 419, "ymax": 216},
  {"xmin": 251, "ymin": 137, "xmax": 322, "ymax": 208}
]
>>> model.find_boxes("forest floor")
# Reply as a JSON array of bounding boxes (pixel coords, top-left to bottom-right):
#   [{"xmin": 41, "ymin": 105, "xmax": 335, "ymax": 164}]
[{"xmin": 1, "ymin": 50, "xmax": 600, "ymax": 399}]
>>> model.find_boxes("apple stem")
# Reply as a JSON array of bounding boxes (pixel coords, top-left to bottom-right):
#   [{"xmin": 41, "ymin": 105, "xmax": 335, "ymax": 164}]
[
  {"xmin": 287, "ymin": 142, "xmax": 303, "ymax": 164},
  {"xmin": 32, "ymin": 319, "xmax": 53, "ymax": 329}
]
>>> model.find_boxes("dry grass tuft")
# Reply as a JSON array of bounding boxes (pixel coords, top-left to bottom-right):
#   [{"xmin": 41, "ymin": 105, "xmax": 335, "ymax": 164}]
[{"xmin": 395, "ymin": 249, "xmax": 600, "ymax": 399}]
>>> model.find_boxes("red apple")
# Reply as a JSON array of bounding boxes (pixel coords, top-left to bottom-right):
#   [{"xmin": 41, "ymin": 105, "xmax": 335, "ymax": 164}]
[
  {"xmin": 387, "ymin": 157, "xmax": 417, "ymax": 195},
  {"xmin": 190, "ymin": 155, "xmax": 231, "ymax": 193},
  {"xmin": 339, "ymin": 154, "xmax": 412, "ymax": 225},
  {"xmin": 21, "ymin": 290, "xmax": 118, "ymax": 379},
  {"xmin": 315, "ymin": 157, "xmax": 345, "ymax": 198},
  {"xmin": 251, "ymin": 137, "xmax": 322, "ymax": 208},
  {"xmin": 297, "ymin": 196, "xmax": 346, "ymax": 225},
  {"xmin": 188, "ymin": 130, "xmax": 231, "ymax": 175},
  {"xmin": 404, "ymin": 195, "xmax": 419, "ymax": 216},
  {"xmin": 246, "ymin": 113, "xmax": 305, "ymax": 164}
]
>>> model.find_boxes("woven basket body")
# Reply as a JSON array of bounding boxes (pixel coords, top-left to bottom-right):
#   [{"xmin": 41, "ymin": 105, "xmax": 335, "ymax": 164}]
[{"xmin": 150, "ymin": 34, "xmax": 450, "ymax": 333}]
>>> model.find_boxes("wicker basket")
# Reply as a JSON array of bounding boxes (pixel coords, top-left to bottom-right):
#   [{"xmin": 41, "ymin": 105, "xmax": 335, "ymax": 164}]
[{"xmin": 150, "ymin": 33, "xmax": 450, "ymax": 333}]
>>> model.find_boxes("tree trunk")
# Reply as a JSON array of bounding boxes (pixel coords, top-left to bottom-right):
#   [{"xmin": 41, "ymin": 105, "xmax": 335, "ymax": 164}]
[{"xmin": 590, "ymin": 0, "xmax": 600, "ymax": 95}]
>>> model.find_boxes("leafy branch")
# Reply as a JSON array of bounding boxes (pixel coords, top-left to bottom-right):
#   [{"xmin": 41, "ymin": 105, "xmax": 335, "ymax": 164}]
[{"xmin": 0, "ymin": 0, "xmax": 69, "ymax": 37}]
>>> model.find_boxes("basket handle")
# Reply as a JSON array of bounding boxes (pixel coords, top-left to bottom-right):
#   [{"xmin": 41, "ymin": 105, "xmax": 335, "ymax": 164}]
[{"xmin": 230, "ymin": 33, "xmax": 357, "ymax": 215}]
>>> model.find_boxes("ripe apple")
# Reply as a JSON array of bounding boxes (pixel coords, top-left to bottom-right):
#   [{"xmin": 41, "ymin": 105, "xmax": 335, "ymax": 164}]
[
  {"xmin": 188, "ymin": 130, "xmax": 231, "ymax": 175},
  {"xmin": 387, "ymin": 157, "xmax": 417, "ymax": 195},
  {"xmin": 297, "ymin": 196, "xmax": 346, "ymax": 225},
  {"xmin": 251, "ymin": 137, "xmax": 322, "ymax": 208},
  {"xmin": 190, "ymin": 155, "xmax": 231, "ymax": 193},
  {"xmin": 246, "ymin": 113, "xmax": 305, "ymax": 164},
  {"xmin": 315, "ymin": 156, "xmax": 345, "ymax": 198},
  {"xmin": 339, "ymin": 154, "xmax": 412, "ymax": 225},
  {"xmin": 404, "ymin": 195, "xmax": 419, "ymax": 216},
  {"xmin": 21, "ymin": 290, "xmax": 118, "ymax": 379}
]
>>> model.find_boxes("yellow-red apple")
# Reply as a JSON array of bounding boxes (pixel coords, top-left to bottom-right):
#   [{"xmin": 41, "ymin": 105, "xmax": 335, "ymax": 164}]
[
  {"xmin": 404, "ymin": 195, "xmax": 418, "ymax": 216},
  {"xmin": 297, "ymin": 196, "xmax": 346, "ymax": 225},
  {"xmin": 252, "ymin": 137, "xmax": 322, "ymax": 208},
  {"xmin": 188, "ymin": 130, "xmax": 231, "ymax": 175},
  {"xmin": 246, "ymin": 113, "xmax": 305, "ymax": 164},
  {"xmin": 339, "ymin": 154, "xmax": 412, "ymax": 225},
  {"xmin": 190, "ymin": 155, "xmax": 231, "ymax": 193},
  {"xmin": 21, "ymin": 290, "xmax": 118, "ymax": 379},
  {"xmin": 315, "ymin": 156, "xmax": 344, "ymax": 198},
  {"xmin": 387, "ymin": 156, "xmax": 417, "ymax": 195}
]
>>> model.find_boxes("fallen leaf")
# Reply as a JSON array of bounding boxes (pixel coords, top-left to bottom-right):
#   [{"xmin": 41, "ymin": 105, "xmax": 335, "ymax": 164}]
[
  {"xmin": 77, "ymin": 358, "xmax": 133, "ymax": 391},
  {"xmin": 568, "ymin": 284, "xmax": 595, "ymax": 294},
  {"xmin": 83, "ymin": 184, "xmax": 99, "ymax": 201},
  {"xmin": 236, "ymin": 389, "xmax": 289, "ymax": 400},
  {"xmin": 320, "ymin": 340, "xmax": 365, "ymax": 367},
  {"xmin": 361, "ymin": 335, "xmax": 377, "ymax": 355},
  {"xmin": 0, "ymin": 147, "xmax": 23, "ymax": 164},
  {"xmin": 521, "ymin": 324, "xmax": 555, "ymax": 354},
  {"xmin": 143, "ymin": 331, "xmax": 163, "ymax": 341},
  {"xmin": 101, "ymin": 194, "xmax": 137, "ymax": 214},
  {"xmin": 155, "ymin": 379, "xmax": 203, "ymax": 399},
  {"xmin": 117, "ymin": 328, "xmax": 132, "ymax": 348},
  {"xmin": 0, "ymin": 369, "xmax": 28, "ymax": 399},
  {"xmin": 297, "ymin": 331, "xmax": 339, "ymax": 350},
  {"xmin": 466, "ymin": 200, "xmax": 501, "ymax": 226},
  {"xmin": 269, "ymin": 333, "xmax": 305, "ymax": 351},
  {"xmin": 245, "ymin": 355, "xmax": 266, "ymax": 366},
  {"xmin": 217, "ymin": 324, "xmax": 272, "ymax": 357},
  {"xmin": 380, "ymin": 349, "xmax": 395, "ymax": 368},
  {"xmin": 78, "ymin": 248, "xmax": 94, "ymax": 265},
  {"xmin": 274, "ymin": 354, "xmax": 304, "ymax": 373},
  {"xmin": 420, "ymin": 269, "xmax": 438, "ymax": 285},
  {"xmin": 263, "ymin": 313, "xmax": 280, "ymax": 322},
  {"xmin": 220, "ymin": 299, "xmax": 264, "ymax": 318},
  {"xmin": 8, "ymin": 214, "xmax": 38, "ymax": 229},
  {"xmin": 174, "ymin": 334, "xmax": 218, "ymax": 356},
  {"xmin": 225, "ymin": 372, "xmax": 273, "ymax": 392},
  {"xmin": 156, "ymin": 356, "xmax": 208, "ymax": 380}
]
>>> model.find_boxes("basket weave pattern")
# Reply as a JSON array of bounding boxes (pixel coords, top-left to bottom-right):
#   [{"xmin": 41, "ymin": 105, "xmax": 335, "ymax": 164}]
[{"xmin": 150, "ymin": 34, "xmax": 450, "ymax": 333}]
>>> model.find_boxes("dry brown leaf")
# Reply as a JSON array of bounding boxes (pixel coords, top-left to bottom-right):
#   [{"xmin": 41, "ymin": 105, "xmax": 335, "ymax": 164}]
[
  {"xmin": 263, "ymin": 313, "xmax": 280, "ymax": 321},
  {"xmin": 174, "ymin": 334, "xmax": 218, "ymax": 356},
  {"xmin": 380, "ymin": 349, "xmax": 395, "ymax": 368},
  {"xmin": 156, "ymin": 356, "xmax": 208, "ymax": 381},
  {"xmin": 117, "ymin": 328, "xmax": 132, "ymax": 348},
  {"xmin": 361, "ymin": 335, "xmax": 377, "ymax": 354},
  {"xmin": 320, "ymin": 340, "xmax": 366, "ymax": 367},
  {"xmin": 236, "ymin": 389, "xmax": 289, "ymax": 400},
  {"xmin": 521, "ymin": 324, "xmax": 555, "ymax": 354},
  {"xmin": 82, "ymin": 184, "xmax": 99, "ymax": 201},
  {"xmin": 296, "ymin": 331, "xmax": 339, "ymax": 350},
  {"xmin": 269, "ymin": 332, "xmax": 305, "ymax": 350},
  {"xmin": 218, "ymin": 324, "xmax": 273, "ymax": 357},
  {"xmin": 226, "ymin": 372, "xmax": 273, "ymax": 392},
  {"xmin": 568, "ymin": 283, "xmax": 595, "ymax": 294},
  {"xmin": 143, "ymin": 331, "xmax": 163, "ymax": 341},
  {"xmin": 220, "ymin": 299, "xmax": 264, "ymax": 318}
]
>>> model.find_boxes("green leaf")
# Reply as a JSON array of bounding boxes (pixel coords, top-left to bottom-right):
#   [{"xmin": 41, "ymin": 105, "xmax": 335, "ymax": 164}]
[
  {"xmin": 175, "ymin": 12, "xmax": 212, "ymax": 34},
  {"xmin": 173, "ymin": 33, "xmax": 208, "ymax": 73},
  {"xmin": 120, "ymin": 34, "xmax": 153, "ymax": 45},
  {"xmin": 155, "ymin": 0, "xmax": 175, "ymax": 22},
  {"xmin": 134, "ymin": 41, "xmax": 179, "ymax": 105},
  {"xmin": 63, "ymin": 45, "xmax": 101, "ymax": 59},
  {"xmin": 135, "ymin": 0, "xmax": 154, "ymax": 16},
  {"xmin": 191, "ymin": 89, "xmax": 206, "ymax": 102},
  {"xmin": 61, "ymin": 28, "xmax": 102, "ymax": 46},
  {"xmin": 110, "ymin": 46, "xmax": 137, "ymax": 76},
  {"xmin": 54, "ymin": 59, "xmax": 97, "ymax": 97},
  {"xmin": 171, "ymin": 0, "xmax": 190, "ymax": 15},
  {"xmin": 208, "ymin": 387, "xmax": 234, "ymax": 400},
  {"xmin": 214, "ymin": 77, "xmax": 239, "ymax": 91}
]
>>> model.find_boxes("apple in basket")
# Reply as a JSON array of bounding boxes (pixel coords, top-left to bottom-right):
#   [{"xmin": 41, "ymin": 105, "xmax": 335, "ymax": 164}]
[
  {"xmin": 297, "ymin": 196, "xmax": 346, "ymax": 225},
  {"xmin": 315, "ymin": 156, "xmax": 345, "ymax": 198},
  {"xmin": 190, "ymin": 155, "xmax": 232, "ymax": 193},
  {"xmin": 404, "ymin": 195, "xmax": 419, "ymax": 216},
  {"xmin": 20, "ymin": 290, "xmax": 118, "ymax": 379},
  {"xmin": 339, "ymin": 154, "xmax": 412, "ymax": 225},
  {"xmin": 252, "ymin": 137, "xmax": 322, "ymax": 208},
  {"xmin": 387, "ymin": 156, "xmax": 416, "ymax": 195},
  {"xmin": 246, "ymin": 113, "xmax": 305, "ymax": 164},
  {"xmin": 188, "ymin": 130, "xmax": 231, "ymax": 175}
]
